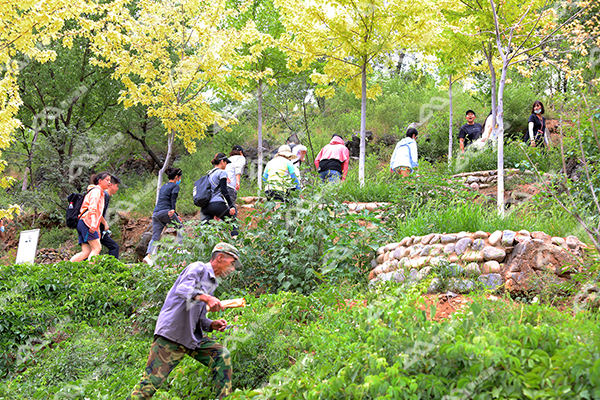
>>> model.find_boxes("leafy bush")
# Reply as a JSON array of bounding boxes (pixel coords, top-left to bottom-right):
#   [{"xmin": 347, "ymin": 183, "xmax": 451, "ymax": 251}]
[
  {"xmin": 37, "ymin": 226, "xmax": 76, "ymax": 249},
  {"xmin": 229, "ymin": 285, "xmax": 600, "ymax": 400},
  {"xmin": 156, "ymin": 190, "xmax": 391, "ymax": 295},
  {"xmin": 0, "ymin": 256, "xmax": 173, "ymax": 377}
]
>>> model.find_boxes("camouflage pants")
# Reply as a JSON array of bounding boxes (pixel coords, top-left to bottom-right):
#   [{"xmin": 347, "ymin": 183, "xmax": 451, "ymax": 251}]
[{"xmin": 127, "ymin": 336, "xmax": 232, "ymax": 399}]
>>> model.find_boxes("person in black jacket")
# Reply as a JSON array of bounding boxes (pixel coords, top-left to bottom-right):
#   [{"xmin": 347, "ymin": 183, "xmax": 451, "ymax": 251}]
[
  {"xmin": 99, "ymin": 175, "xmax": 121, "ymax": 258},
  {"xmin": 524, "ymin": 100, "xmax": 548, "ymax": 148},
  {"xmin": 201, "ymin": 153, "xmax": 238, "ymax": 237},
  {"xmin": 144, "ymin": 167, "xmax": 183, "ymax": 265}
]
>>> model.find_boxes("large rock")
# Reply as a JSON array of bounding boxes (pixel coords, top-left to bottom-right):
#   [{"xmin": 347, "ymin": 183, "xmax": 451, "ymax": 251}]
[
  {"xmin": 503, "ymin": 239, "xmax": 581, "ymax": 292},
  {"xmin": 135, "ymin": 231, "xmax": 153, "ymax": 260}
]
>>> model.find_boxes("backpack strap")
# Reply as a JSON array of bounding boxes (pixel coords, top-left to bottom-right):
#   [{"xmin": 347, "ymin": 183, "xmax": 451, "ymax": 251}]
[{"xmin": 79, "ymin": 187, "xmax": 101, "ymax": 218}]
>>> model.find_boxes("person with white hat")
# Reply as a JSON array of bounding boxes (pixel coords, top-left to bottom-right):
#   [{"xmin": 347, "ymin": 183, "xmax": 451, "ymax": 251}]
[{"xmin": 262, "ymin": 145, "xmax": 301, "ymax": 201}]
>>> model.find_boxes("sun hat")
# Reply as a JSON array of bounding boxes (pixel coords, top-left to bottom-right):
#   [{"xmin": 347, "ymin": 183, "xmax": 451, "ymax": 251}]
[{"xmin": 276, "ymin": 145, "xmax": 298, "ymax": 160}]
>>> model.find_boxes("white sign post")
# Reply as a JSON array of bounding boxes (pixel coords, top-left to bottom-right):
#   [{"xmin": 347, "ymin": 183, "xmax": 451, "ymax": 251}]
[{"xmin": 15, "ymin": 229, "xmax": 40, "ymax": 264}]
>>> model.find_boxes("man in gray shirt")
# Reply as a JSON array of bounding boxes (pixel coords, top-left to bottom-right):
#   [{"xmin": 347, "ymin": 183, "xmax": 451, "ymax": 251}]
[{"xmin": 128, "ymin": 243, "xmax": 241, "ymax": 400}]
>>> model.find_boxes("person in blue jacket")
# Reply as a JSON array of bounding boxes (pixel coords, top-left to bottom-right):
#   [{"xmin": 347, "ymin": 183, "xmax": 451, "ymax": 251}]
[{"xmin": 144, "ymin": 167, "xmax": 183, "ymax": 265}]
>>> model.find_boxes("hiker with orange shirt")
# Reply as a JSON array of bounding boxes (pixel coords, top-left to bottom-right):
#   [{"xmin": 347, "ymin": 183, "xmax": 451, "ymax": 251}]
[{"xmin": 70, "ymin": 172, "xmax": 112, "ymax": 262}]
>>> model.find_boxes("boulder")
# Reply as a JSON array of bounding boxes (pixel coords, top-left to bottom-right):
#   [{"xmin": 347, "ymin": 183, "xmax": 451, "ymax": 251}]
[
  {"xmin": 532, "ymin": 231, "xmax": 551, "ymax": 242},
  {"xmin": 393, "ymin": 271, "xmax": 406, "ymax": 283},
  {"xmin": 427, "ymin": 278, "xmax": 442, "ymax": 294},
  {"xmin": 503, "ymin": 239, "xmax": 581, "ymax": 292},
  {"xmin": 566, "ymin": 235, "xmax": 581, "ymax": 250},
  {"xmin": 410, "ymin": 245, "xmax": 423, "ymax": 259},
  {"xmin": 457, "ymin": 232, "xmax": 471, "ymax": 240},
  {"xmin": 430, "ymin": 244, "xmax": 444, "ymax": 256},
  {"xmin": 135, "ymin": 231, "xmax": 153, "ymax": 260}
]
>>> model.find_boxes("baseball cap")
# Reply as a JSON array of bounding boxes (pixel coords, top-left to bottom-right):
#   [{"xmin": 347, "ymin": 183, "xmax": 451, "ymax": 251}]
[
  {"xmin": 232, "ymin": 145, "xmax": 244, "ymax": 152},
  {"xmin": 465, "ymin": 109, "xmax": 476, "ymax": 116},
  {"xmin": 214, "ymin": 152, "xmax": 231, "ymax": 163},
  {"xmin": 212, "ymin": 242, "xmax": 242, "ymax": 268}
]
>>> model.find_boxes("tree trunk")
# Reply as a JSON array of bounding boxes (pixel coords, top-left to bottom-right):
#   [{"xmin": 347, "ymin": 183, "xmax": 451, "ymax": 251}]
[
  {"xmin": 496, "ymin": 64, "xmax": 508, "ymax": 217},
  {"xmin": 257, "ymin": 80, "xmax": 264, "ymax": 190},
  {"xmin": 125, "ymin": 129, "xmax": 163, "ymax": 168},
  {"xmin": 302, "ymin": 97, "xmax": 317, "ymax": 170},
  {"xmin": 484, "ymin": 42, "xmax": 497, "ymax": 142},
  {"xmin": 448, "ymin": 74, "xmax": 453, "ymax": 161},
  {"xmin": 156, "ymin": 132, "xmax": 174, "ymax": 205},
  {"xmin": 359, "ymin": 62, "xmax": 367, "ymax": 186}
]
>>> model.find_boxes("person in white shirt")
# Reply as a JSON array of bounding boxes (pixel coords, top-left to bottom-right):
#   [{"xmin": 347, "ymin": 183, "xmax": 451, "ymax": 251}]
[
  {"xmin": 390, "ymin": 128, "xmax": 418, "ymax": 177},
  {"xmin": 224, "ymin": 145, "xmax": 246, "ymax": 205}
]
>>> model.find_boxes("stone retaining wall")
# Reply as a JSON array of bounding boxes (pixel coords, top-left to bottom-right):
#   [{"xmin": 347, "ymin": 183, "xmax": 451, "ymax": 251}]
[
  {"xmin": 238, "ymin": 197, "xmax": 390, "ymax": 214},
  {"xmin": 452, "ymin": 169, "xmax": 550, "ymax": 190},
  {"xmin": 35, "ymin": 248, "xmax": 72, "ymax": 264},
  {"xmin": 369, "ymin": 230, "xmax": 586, "ymax": 294}
]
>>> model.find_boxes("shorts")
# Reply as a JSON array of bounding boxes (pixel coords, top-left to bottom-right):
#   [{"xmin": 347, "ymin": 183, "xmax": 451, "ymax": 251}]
[
  {"xmin": 392, "ymin": 166, "xmax": 411, "ymax": 174},
  {"xmin": 77, "ymin": 219, "xmax": 100, "ymax": 244}
]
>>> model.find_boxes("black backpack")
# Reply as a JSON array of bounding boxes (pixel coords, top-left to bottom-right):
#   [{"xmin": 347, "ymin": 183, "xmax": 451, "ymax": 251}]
[
  {"xmin": 193, "ymin": 169, "xmax": 216, "ymax": 208},
  {"xmin": 66, "ymin": 188, "xmax": 96, "ymax": 229}
]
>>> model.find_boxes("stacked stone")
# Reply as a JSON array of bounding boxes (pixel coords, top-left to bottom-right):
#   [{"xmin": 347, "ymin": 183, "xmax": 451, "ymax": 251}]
[
  {"xmin": 35, "ymin": 248, "xmax": 72, "ymax": 264},
  {"xmin": 238, "ymin": 197, "xmax": 390, "ymax": 213},
  {"xmin": 369, "ymin": 230, "xmax": 586, "ymax": 294},
  {"xmin": 451, "ymin": 169, "xmax": 545, "ymax": 190}
]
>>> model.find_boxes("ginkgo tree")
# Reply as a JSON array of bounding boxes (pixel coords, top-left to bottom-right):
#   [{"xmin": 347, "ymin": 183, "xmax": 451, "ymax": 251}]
[
  {"xmin": 274, "ymin": 0, "xmax": 435, "ymax": 186},
  {"xmin": 82, "ymin": 0, "xmax": 273, "ymax": 200},
  {"xmin": 0, "ymin": 0, "xmax": 93, "ymax": 219},
  {"xmin": 427, "ymin": 2, "xmax": 483, "ymax": 160},
  {"xmin": 454, "ymin": 0, "xmax": 587, "ymax": 216}
]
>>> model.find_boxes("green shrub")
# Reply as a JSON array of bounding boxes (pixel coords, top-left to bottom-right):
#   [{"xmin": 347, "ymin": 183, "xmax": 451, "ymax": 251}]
[{"xmin": 37, "ymin": 227, "xmax": 76, "ymax": 249}]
